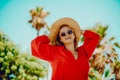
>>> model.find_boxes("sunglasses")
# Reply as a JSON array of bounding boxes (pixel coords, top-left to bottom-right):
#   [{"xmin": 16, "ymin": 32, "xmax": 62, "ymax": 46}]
[{"xmin": 60, "ymin": 30, "xmax": 73, "ymax": 37}]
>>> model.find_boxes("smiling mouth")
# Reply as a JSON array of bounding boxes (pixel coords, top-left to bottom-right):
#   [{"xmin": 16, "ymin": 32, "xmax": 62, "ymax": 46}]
[{"xmin": 65, "ymin": 37, "xmax": 71, "ymax": 40}]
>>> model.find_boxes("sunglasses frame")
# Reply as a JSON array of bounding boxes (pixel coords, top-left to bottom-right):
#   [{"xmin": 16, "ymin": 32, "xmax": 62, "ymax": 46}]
[{"xmin": 60, "ymin": 30, "xmax": 73, "ymax": 37}]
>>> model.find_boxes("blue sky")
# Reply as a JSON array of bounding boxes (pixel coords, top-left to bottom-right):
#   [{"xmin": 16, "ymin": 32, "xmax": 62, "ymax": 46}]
[{"xmin": 0, "ymin": 0, "xmax": 120, "ymax": 52}]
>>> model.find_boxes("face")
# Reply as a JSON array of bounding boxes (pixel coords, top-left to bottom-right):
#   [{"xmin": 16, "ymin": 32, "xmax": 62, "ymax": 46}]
[{"xmin": 59, "ymin": 26, "xmax": 75, "ymax": 45}]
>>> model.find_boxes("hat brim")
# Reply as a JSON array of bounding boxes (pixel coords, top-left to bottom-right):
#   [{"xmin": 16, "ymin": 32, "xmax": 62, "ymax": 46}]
[{"xmin": 49, "ymin": 17, "xmax": 81, "ymax": 47}]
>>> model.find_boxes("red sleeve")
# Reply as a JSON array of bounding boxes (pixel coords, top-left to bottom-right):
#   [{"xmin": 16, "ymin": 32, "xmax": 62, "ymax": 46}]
[
  {"xmin": 80, "ymin": 30, "xmax": 100, "ymax": 59},
  {"xmin": 31, "ymin": 35, "xmax": 57, "ymax": 62}
]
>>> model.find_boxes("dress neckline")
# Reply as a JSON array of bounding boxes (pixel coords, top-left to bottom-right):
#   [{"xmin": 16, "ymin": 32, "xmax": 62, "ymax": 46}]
[{"xmin": 62, "ymin": 46, "xmax": 79, "ymax": 60}]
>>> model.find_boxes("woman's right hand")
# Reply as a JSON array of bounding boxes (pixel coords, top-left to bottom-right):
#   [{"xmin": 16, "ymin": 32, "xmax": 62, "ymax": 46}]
[{"xmin": 81, "ymin": 29, "xmax": 85, "ymax": 34}]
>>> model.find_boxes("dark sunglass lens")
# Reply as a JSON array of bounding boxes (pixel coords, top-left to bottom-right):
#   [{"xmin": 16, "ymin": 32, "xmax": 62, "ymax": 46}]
[
  {"xmin": 68, "ymin": 30, "xmax": 72, "ymax": 34},
  {"xmin": 61, "ymin": 32, "xmax": 66, "ymax": 36}
]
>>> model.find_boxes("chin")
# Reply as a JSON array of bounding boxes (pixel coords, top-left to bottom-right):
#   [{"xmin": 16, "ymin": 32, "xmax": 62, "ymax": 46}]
[{"xmin": 64, "ymin": 40, "xmax": 73, "ymax": 44}]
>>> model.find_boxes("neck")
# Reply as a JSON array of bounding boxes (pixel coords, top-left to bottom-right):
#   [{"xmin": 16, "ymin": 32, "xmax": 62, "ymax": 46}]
[{"xmin": 64, "ymin": 42, "xmax": 75, "ymax": 54}]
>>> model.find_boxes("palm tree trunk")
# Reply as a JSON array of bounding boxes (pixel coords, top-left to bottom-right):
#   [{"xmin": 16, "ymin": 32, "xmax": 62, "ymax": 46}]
[{"xmin": 37, "ymin": 30, "xmax": 39, "ymax": 36}]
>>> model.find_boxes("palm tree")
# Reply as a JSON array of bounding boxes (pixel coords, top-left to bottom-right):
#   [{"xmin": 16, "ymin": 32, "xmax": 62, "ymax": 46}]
[
  {"xmin": 88, "ymin": 23, "xmax": 120, "ymax": 80},
  {"xmin": 28, "ymin": 7, "xmax": 49, "ymax": 36}
]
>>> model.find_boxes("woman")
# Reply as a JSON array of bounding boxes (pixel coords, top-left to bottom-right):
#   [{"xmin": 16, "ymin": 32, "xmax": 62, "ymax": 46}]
[{"xmin": 31, "ymin": 17, "xmax": 100, "ymax": 80}]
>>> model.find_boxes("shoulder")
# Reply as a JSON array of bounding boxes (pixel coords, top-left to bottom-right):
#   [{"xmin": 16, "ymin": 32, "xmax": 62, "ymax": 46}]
[{"xmin": 77, "ymin": 46, "xmax": 89, "ymax": 58}]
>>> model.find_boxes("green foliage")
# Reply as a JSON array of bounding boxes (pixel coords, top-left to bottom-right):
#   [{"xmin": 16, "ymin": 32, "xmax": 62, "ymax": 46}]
[
  {"xmin": 105, "ymin": 70, "xmax": 110, "ymax": 78},
  {"xmin": 89, "ymin": 23, "xmax": 108, "ymax": 39},
  {"xmin": 114, "ymin": 42, "xmax": 120, "ymax": 48},
  {"xmin": 88, "ymin": 68, "xmax": 102, "ymax": 80},
  {"xmin": 88, "ymin": 23, "xmax": 120, "ymax": 80},
  {"xmin": 0, "ymin": 31, "xmax": 48, "ymax": 80}
]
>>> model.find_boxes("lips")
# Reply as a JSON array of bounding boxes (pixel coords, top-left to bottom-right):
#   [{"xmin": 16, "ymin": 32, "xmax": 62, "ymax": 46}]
[{"xmin": 65, "ymin": 37, "xmax": 71, "ymax": 40}]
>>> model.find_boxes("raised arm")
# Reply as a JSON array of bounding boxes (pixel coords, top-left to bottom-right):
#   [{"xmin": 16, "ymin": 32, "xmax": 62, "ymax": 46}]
[
  {"xmin": 31, "ymin": 35, "xmax": 57, "ymax": 62},
  {"xmin": 80, "ymin": 30, "xmax": 100, "ymax": 59}
]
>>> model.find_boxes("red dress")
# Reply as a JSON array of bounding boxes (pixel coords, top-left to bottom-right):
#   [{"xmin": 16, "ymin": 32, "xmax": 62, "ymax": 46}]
[{"xmin": 31, "ymin": 30, "xmax": 100, "ymax": 80}]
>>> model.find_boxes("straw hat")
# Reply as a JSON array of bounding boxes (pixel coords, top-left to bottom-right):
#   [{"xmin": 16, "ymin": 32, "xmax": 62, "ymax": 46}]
[{"xmin": 49, "ymin": 17, "xmax": 81, "ymax": 47}]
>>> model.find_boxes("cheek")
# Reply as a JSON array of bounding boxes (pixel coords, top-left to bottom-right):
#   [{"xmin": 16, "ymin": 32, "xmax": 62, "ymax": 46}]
[
  {"xmin": 72, "ymin": 34, "xmax": 75, "ymax": 39},
  {"xmin": 60, "ymin": 37, "xmax": 65, "ymax": 42}
]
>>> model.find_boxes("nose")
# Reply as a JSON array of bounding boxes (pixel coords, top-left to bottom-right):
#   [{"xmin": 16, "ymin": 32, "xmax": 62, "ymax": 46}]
[
  {"xmin": 65, "ymin": 32, "xmax": 70, "ymax": 36},
  {"xmin": 65, "ymin": 33, "xmax": 71, "ymax": 38}
]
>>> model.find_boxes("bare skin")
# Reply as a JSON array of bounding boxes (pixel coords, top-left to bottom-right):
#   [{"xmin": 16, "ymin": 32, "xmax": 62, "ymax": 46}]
[{"xmin": 59, "ymin": 26, "xmax": 84, "ymax": 60}]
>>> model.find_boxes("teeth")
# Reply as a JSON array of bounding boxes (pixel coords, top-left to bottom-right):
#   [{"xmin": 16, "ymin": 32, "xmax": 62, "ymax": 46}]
[{"xmin": 66, "ymin": 37, "xmax": 71, "ymax": 40}]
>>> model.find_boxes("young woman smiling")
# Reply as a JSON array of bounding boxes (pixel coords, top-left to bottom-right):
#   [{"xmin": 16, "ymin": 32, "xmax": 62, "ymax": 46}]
[{"xmin": 31, "ymin": 17, "xmax": 100, "ymax": 80}]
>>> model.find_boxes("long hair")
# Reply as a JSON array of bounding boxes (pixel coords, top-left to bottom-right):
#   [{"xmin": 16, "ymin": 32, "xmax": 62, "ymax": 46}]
[{"xmin": 55, "ymin": 25, "xmax": 77, "ymax": 48}]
